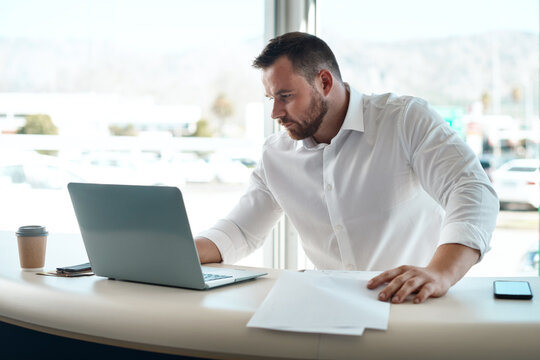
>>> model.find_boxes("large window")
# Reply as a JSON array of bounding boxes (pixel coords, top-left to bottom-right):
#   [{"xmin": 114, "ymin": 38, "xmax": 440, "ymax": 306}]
[
  {"xmin": 2, "ymin": 1, "xmax": 538, "ymax": 275},
  {"xmin": 318, "ymin": 0, "xmax": 539, "ymax": 276},
  {"xmin": 0, "ymin": 0, "xmax": 266, "ymax": 266}
]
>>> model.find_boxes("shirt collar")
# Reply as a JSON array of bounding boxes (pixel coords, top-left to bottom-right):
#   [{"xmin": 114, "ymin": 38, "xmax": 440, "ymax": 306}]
[
  {"xmin": 340, "ymin": 84, "xmax": 364, "ymax": 133},
  {"xmin": 297, "ymin": 83, "xmax": 364, "ymax": 151}
]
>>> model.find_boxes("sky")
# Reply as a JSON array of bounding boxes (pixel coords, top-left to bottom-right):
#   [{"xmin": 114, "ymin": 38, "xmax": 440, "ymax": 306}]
[
  {"xmin": 0, "ymin": 0, "xmax": 265, "ymax": 51},
  {"xmin": 319, "ymin": 0, "xmax": 539, "ymax": 42},
  {"xmin": 0, "ymin": 0, "xmax": 537, "ymax": 45}
]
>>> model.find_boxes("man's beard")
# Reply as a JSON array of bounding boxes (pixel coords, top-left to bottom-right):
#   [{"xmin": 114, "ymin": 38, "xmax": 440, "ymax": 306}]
[{"xmin": 280, "ymin": 89, "xmax": 328, "ymax": 141}]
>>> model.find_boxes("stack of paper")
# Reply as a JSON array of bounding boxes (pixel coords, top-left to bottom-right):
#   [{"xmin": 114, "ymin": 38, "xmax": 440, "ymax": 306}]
[{"xmin": 247, "ymin": 270, "xmax": 390, "ymax": 336}]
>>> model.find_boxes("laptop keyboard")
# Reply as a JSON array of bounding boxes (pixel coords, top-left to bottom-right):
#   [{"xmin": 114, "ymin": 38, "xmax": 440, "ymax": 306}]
[{"xmin": 203, "ymin": 273, "xmax": 233, "ymax": 282}]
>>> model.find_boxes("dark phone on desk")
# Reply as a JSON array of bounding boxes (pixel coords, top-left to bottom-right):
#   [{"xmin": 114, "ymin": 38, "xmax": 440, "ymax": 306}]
[
  {"xmin": 56, "ymin": 262, "xmax": 91, "ymax": 273},
  {"xmin": 493, "ymin": 280, "xmax": 533, "ymax": 300}
]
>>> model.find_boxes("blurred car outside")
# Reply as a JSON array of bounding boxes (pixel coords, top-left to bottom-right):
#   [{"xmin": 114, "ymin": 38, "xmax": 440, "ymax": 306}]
[
  {"xmin": 479, "ymin": 156, "xmax": 495, "ymax": 182},
  {"xmin": 0, "ymin": 150, "xmax": 187, "ymax": 191},
  {"xmin": 208, "ymin": 154, "xmax": 252, "ymax": 184},
  {"xmin": 76, "ymin": 150, "xmax": 186, "ymax": 188},
  {"xmin": 167, "ymin": 152, "xmax": 216, "ymax": 183},
  {"xmin": 167, "ymin": 152, "xmax": 254, "ymax": 184},
  {"xmin": 0, "ymin": 151, "xmax": 86, "ymax": 190},
  {"xmin": 521, "ymin": 246, "xmax": 539, "ymax": 275},
  {"xmin": 233, "ymin": 157, "xmax": 257, "ymax": 169},
  {"xmin": 491, "ymin": 158, "xmax": 539, "ymax": 209},
  {"xmin": 478, "ymin": 155, "xmax": 518, "ymax": 183}
]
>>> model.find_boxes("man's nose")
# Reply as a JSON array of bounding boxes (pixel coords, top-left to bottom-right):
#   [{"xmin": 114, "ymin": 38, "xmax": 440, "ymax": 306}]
[{"xmin": 271, "ymin": 101, "xmax": 285, "ymax": 120}]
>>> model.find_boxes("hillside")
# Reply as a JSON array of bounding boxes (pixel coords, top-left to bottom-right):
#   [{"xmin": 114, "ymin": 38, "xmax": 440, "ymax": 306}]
[{"xmin": 0, "ymin": 31, "xmax": 537, "ymax": 120}]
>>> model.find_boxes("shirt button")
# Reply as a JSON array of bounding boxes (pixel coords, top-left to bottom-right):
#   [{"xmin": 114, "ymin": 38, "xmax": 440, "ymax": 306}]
[
  {"xmin": 345, "ymin": 264, "xmax": 355, "ymax": 271},
  {"xmin": 325, "ymin": 184, "xmax": 333, "ymax": 191},
  {"xmin": 335, "ymin": 224, "xmax": 343, "ymax": 232}
]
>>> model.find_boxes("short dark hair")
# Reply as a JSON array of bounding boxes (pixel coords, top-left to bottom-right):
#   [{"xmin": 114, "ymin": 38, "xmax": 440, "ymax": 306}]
[{"xmin": 252, "ymin": 32, "xmax": 343, "ymax": 84}]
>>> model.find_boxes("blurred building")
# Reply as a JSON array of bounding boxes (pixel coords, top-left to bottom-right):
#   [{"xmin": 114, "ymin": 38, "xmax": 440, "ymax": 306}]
[{"xmin": 0, "ymin": 93, "xmax": 201, "ymax": 137}]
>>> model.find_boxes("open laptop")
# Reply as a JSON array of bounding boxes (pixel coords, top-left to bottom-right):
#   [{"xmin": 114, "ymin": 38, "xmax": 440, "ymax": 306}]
[{"xmin": 67, "ymin": 182, "xmax": 266, "ymax": 290}]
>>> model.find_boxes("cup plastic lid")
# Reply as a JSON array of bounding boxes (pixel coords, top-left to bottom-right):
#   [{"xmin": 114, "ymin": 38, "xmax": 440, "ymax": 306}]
[{"xmin": 16, "ymin": 225, "xmax": 48, "ymax": 237}]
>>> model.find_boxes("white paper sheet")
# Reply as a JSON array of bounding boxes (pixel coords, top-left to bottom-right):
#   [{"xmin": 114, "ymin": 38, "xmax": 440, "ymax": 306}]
[{"xmin": 247, "ymin": 270, "xmax": 390, "ymax": 336}]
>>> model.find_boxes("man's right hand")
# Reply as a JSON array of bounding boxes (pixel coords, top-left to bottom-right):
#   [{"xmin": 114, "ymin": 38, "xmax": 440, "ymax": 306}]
[{"xmin": 194, "ymin": 237, "xmax": 223, "ymax": 264}]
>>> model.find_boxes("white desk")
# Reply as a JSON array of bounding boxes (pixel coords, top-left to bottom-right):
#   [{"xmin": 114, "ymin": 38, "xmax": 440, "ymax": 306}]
[{"xmin": 0, "ymin": 231, "xmax": 539, "ymax": 359}]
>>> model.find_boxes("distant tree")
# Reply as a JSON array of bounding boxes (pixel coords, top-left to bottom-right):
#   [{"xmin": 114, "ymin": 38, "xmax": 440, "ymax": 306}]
[
  {"xmin": 191, "ymin": 118, "xmax": 215, "ymax": 137},
  {"xmin": 17, "ymin": 114, "xmax": 58, "ymax": 135},
  {"xmin": 511, "ymin": 86, "xmax": 522, "ymax": 103},
  {"xmin": 211, "ymin": 93, "xmax": 234, "ymax": 134},
  {"xmin": 109, "ymin": 124, "xmax": 138, "ymax": 136},
  {"xmin": 481, "ymin": 92, "xmax": 491, "ymax": 112},
  {"xmin": 17, "ymin": 114, "xmax": 59, "ymax": 155}
]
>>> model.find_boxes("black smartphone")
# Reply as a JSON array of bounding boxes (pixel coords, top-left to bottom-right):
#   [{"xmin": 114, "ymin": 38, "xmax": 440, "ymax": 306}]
[
  {"xmin": 56, "ymin": 262, "xmax": 92, "ymax": 273},
  {"xmin": 493, "ymin": 280, "xmax": 533, "ymax": 300}
]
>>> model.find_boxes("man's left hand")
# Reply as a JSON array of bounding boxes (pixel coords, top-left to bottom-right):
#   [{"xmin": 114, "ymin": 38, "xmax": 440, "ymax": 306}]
[
  {"xmin": 366, "ymin": 265, "xmax": 451, "ymax": 304},
  {"xmin": 366, "ymin": 243, "xmax": 481, "ymax": 304}
]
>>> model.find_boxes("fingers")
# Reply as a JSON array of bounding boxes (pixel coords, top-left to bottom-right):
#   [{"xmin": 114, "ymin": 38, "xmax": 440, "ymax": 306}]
[
  {"xmin": 367, "ymin": 265, "xmax": 410, "ymax": 289},
  {"xmin": 378, "ymin": 271, "xmax": 419, "ymax": 303},
  {"xmin": 390, "ymin": 275, "xmax": 426, "ymax": 304},
  {"xmin": 367, "ymin": 266, "xmax": 444, "ymax": 304},
  {"xmin": 413, "ymin": 283, "xmax": 436, "ymax": 304}
]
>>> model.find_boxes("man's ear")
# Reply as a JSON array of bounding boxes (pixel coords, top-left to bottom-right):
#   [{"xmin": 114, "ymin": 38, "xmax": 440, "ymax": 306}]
[{"xmin": 317, "ymin": 69, "xmax": 333, "ymax": 96}]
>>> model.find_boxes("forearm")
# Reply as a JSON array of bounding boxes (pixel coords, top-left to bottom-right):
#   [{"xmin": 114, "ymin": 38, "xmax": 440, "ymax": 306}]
[
  {"xmin": 427, "ymin": 243, "xmax": 480, "ymax": 286},
  {"xmin": 195, "ymin": 237, "xmax": 223, "ymax": 264},
  {"xmin": 195, "ymin": 167, "xmax": 283, "ymax": 264}
]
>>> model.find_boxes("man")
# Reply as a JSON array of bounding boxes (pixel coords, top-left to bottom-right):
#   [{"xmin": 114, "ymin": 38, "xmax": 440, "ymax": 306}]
[{"xmin": 195, "ymin": 32, "xmax": 499, "ymax": 304}]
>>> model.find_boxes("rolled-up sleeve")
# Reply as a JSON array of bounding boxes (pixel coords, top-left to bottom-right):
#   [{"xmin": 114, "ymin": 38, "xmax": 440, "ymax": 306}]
[
  {"xmin": 399, "ymin": 99, "xmax": 499, "ymax": 260},
  {"xmin": 196, "ymin": 157, "xmax": 283, "ymax": 264}
]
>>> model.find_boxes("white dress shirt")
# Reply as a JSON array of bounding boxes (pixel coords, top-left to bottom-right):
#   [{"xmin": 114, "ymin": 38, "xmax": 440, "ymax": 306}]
[{"xmin": 198, "ymin": 86, "xmax": 499, "ymax": 271}]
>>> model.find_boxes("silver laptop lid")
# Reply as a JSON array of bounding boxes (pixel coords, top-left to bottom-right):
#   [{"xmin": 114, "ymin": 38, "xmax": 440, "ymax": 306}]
[{"xmin": 67, "ymin": 182, "xmax": 207, "ymax": 289}]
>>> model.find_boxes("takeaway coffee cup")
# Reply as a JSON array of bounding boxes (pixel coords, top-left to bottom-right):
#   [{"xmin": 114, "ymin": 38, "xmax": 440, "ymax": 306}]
[{"xmin": 16, "ymin": 225, "xmax": 48, "ymax": 271}]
